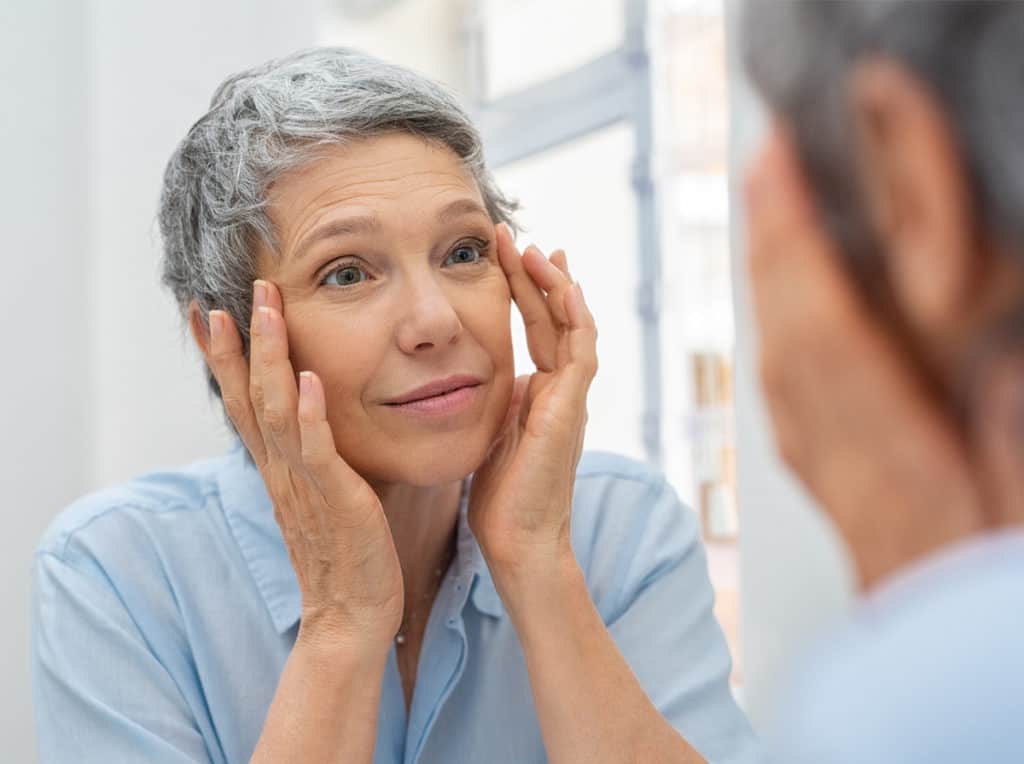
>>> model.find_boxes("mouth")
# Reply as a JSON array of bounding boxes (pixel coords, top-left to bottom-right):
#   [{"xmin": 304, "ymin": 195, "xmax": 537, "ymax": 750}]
[{"xmin": 383, "ymin": 374, "xmax": 484, "ymax": 415}]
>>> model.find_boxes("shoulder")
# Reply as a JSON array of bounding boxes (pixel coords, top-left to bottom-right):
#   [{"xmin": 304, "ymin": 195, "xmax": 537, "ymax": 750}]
[
  {"xmin": 35, "ymin": 453, "xmax": 230, "ymax": 567},
  {"xmin": 773, "ymin": 533, "xmax": 1024, "ymax": 762},
  {"xmin": 571, "ymin": 451, "xmax": 704, "ymax": 615},
  {"xmin": 572, "ymin": 450, "xmax": 700, "ymax": 545}
]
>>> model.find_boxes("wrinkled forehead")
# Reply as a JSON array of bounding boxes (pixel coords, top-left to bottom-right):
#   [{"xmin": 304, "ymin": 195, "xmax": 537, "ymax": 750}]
[{"xmin": 259, "ymin": 133, "xmax": 489, "ymax": 263}]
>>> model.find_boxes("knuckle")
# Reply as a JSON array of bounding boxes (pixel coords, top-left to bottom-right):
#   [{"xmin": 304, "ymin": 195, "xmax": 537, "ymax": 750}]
[
  {"xmin": 301, "ymin": 442, "xmax": 330, "ymax": 471},
  {"xmin": 263, "ymin": 405, "xmax": 290, "ymax": 438},
  {"xmin": 209, "ymin": 343, "xmax": 238, "ymax": 366},
  {"xmin": 222, "ymin": 394, "xmax": 249, "ymax": 425},
  {"xmin": 250, "ymin": 380, "xmax": 266, "ymax": 411}
]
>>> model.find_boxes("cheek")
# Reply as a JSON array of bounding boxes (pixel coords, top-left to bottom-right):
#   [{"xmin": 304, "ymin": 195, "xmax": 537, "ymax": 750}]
[
  {"xmin": 285, "ymin": 308, "xmax": 384, "ymax": 411},
  {"xmin": 459, "ymin": 280, "xmax": 514, "ymax": 369}
]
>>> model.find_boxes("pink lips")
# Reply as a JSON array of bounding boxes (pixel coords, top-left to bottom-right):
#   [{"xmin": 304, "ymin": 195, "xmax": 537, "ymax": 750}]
[{"xmin": 383, "ymin": 375, "xmax": 483, "ymax": 417}]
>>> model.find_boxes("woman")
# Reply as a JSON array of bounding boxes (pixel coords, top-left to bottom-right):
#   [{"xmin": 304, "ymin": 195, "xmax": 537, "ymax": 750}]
[
  {"xmin": 741, "ymin": 2, "xmax": 1024, "ymax": 761},
  {"xmin": 31, "ymin": 48, "xmax": 756, "ymax": 763}
]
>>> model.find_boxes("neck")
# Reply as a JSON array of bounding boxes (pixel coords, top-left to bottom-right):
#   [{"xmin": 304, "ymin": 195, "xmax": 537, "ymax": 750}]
[{"xmin": 369, "ymin": 479, "xmax": 463, "ymax": 605}]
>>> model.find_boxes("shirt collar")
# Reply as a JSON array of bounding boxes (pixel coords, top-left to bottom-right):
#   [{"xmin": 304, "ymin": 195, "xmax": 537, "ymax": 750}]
[{"xmin": 217, "ymin": 439, "xmax": 504, "ymax": 635}]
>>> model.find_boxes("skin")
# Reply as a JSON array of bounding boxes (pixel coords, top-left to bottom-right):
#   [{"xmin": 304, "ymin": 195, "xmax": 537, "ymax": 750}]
[
  {"xmin": 746, "ymin": 57, "xmax": 1024, "ymax": 591},
  {"xmin": 190, "ymin": 133, "xmax": 706, "ymax": 763}
]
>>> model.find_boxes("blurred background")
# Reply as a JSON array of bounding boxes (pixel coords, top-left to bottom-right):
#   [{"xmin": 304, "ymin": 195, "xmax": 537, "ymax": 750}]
[{"xmin": 2, "ymin": 0, "xmax": 854, "ymax": 759}]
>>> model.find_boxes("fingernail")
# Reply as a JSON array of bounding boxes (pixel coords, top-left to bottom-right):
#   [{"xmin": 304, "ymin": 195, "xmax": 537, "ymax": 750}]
[
  {"xmin": 253, "ymin": 281, "xmax": 268, "ymax": 309},
  {"xmin": 258, "ymin": 306, "xmax": 272, "ymax": 332},
  {"xmin": 574, "ymin": 281, "xmax": 584, "ymax": 300},
  {"xmin": 208, "ymin": 311, "xmax": 222, "ymax": 342},
  {"xmin": 299, "ymin": 371, "xmax": 312, "ymax": 398}
]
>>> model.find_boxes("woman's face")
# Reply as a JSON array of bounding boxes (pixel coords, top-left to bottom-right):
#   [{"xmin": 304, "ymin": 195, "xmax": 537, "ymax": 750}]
[{"xmin": 257, "ymin": 133, "xmax": 515, "ymax": 487}]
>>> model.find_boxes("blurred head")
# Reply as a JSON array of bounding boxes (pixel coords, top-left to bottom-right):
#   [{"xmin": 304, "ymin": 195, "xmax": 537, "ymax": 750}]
[
  {"xmin": 159, "ymin": 48, "xmax": 518, "ymax": 485},
  {"xmin": 743, "ymin": 1, "xmax": 1024, "ymax": 403}
]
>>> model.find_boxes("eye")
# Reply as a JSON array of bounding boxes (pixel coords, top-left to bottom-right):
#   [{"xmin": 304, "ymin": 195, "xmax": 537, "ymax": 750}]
[
  {"xmin": 444, "ymin": 242, "xmax": 485, "ymax": 267},
  {"xmin": 321, "ymin": 263, "xmax": 369, "ymax": 288}
]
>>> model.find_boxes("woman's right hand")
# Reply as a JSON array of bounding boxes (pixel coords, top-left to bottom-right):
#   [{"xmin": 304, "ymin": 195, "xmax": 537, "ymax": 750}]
[{"xmin": 206, "ymin": 279, "xmax": 404, "ymax": 651}]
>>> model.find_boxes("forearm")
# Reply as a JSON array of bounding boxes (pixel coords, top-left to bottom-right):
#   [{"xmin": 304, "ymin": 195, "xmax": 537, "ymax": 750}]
[
  {"xmin": 250, "ymin": 631, "xmax": 388, "ymax": 764},
  {"xmin": 493, "ymin": 551, "xmax": 706, "ymax": 764}
]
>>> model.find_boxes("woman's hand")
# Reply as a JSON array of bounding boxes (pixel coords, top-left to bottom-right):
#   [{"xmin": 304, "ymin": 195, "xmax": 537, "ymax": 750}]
[
  {"xmin": 206, "ymin": 280, "xmax": 403, "ymax": 649},
  {"xmin": 468, "ymin": 224, "xmax": 598, "ymax": 580}
]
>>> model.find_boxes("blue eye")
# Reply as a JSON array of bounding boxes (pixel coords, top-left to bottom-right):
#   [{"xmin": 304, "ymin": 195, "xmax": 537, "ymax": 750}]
[
  {"xmin": 444, "ymin": 243, "xmax": 483, "ymax": 266},
  {"xmin": 322, "ymin": 264, "xmax": 368, "ymax": 287}
]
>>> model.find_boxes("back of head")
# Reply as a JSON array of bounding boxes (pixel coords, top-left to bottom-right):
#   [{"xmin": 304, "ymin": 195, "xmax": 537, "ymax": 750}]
[{"xmin": 742, "ymin": 1, "xmax": 1024, "ymax": 297}]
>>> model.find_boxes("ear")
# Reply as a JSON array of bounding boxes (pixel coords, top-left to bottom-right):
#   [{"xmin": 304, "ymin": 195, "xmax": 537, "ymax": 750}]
[
  {"xmin": 850, "ymin": 57, "xmax": 981, "ymax": 341},
  {"xmin": 187, "ymin": 299, "xmax": 213, "ymax": 363}
]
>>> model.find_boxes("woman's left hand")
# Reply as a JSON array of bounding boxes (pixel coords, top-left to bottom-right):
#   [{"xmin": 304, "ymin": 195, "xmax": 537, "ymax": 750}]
[{"xmin": 468, "ymin": 223, "xmax": 598, "ymax": 580}]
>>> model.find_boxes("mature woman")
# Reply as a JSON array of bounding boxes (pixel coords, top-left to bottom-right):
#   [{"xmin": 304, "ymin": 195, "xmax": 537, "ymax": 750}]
[
  {"xmin": 742, "ymin": 2, "xmax": 1024, "ymax": 761},
  {"xmin": 31, "ymin": 48, "xmax": 756, "ymax": 763}
]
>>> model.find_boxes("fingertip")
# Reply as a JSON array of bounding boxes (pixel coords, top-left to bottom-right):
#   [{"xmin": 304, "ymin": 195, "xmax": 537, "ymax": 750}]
[
  {"xmin": 297, "ymin": 370, "xmax": 321, "ymax": 423},
  {"xmin": 563, "ymin": 281, "xmax": 580, "ymax": 322}
]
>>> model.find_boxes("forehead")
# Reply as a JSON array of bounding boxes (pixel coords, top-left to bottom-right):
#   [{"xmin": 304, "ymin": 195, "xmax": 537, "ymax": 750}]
[{"xmin": 266, "ymin": 132, "xmax": 482, "ymax": 230}]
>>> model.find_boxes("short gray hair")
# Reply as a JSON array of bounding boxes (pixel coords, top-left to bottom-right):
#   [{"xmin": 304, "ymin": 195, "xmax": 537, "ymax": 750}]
[
  {"xmin": 742, "ymin": 1, "xmax": 1024, "ymax": 294},
  {"xmin": 159, "ymin": 47, "xmax": 519, "ymax": 404}
]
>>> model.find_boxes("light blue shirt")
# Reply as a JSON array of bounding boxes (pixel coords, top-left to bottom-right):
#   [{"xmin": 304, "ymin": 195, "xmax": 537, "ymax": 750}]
[
  {"xmin": 770, "ymin": 530, "xmax": 1024, "ymax": 763},
  {"xmin": 32, "ymin": 441, "xmax": 758, "ymax": 763}
]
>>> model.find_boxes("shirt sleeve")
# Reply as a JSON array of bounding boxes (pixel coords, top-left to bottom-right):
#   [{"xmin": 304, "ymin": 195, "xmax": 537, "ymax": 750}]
[
  {"xmin": 766, "ymin": 531, "xmax": 1024, "ymax": 764},
  {"xmin": 597, "ymin": 475, "xmax": 762, "ymax": 764},
  {"xmin": 32, "ymin": 550, "xmax": 214, "ymax": 764}
]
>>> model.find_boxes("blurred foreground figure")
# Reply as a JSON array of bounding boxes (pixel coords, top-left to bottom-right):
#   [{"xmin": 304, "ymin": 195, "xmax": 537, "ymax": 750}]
[{"xmin": 743, "ymin": 2, "xmax": 1024, "ymax": 761}]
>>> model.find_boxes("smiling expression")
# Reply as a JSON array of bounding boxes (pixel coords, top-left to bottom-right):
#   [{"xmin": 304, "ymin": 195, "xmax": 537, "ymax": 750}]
[{"xmin": 257, "ymin": 132, "xmax": 516, "ymax": 486}]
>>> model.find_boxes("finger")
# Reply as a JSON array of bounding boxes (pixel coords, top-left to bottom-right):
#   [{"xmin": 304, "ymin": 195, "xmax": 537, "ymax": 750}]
[
  {"xmin": 522, "ymin": 244, "xmax": 572, "ymax": 328},
  {"xmin": 207, "ymin": 309, "xmax": 269, "ymax": 469},
  {"xmin": 297, "ymin": 370, "xmax": 379, "ymax": 519},
  {"xmin": 560, "ymin": 281, "xmax": 599, "ymax": 401},
  {"xmin": 249, "ymin": 280, "xmax": 302, "ymax": 463},
  {"xmin": 550, "ymin": 249, "xmax": 570, "ymax": 279},
  {"xmin": 496, "ymin": 223, "xmax": 558, "ymax": 370}
]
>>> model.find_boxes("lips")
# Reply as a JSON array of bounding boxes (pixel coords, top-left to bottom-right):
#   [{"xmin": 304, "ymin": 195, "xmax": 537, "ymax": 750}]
[{"xmin": 384, "ymin": 374, "xmax": 483, "ymax": 406}]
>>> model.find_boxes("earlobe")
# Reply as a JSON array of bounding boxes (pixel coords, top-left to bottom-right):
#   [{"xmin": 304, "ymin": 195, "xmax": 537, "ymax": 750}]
[
  {"xmin": 850, "ymin": 57, "xmax": 979, "ymax": 338},
  {"xmin": 187, "ymin": 299, "xmax": 213, "ymax": 361}
]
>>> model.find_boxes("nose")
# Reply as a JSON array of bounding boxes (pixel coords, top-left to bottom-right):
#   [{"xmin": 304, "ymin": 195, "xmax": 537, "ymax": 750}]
[{"xmin": 395, "ymin": 275, "xmax": 463, "ymax": 355}]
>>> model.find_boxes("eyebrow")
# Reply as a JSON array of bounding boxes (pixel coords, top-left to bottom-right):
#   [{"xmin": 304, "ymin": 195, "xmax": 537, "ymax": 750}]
[{"xmin": 291, "ymin": 198, "xmax": 491, "ymax": 262}]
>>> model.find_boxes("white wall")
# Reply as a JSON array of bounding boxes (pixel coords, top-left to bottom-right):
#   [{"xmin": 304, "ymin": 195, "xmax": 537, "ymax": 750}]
[
  {"xmin": 723, "ymin": 0, "xmax": 855, "ymax": 732},
  {"xmin": 1, "ymin": 3, "xmax": 90, "ymax": 760},
  {"xmin": 319, "ymin": 0, "xmax": 470, "ymax": 93},
  {"xmin": 3, "ymin": 1, "xmax": 320, "ymax": 759},
  {"xmin": 88, "ymin": 0, "xmax": 320, "ymax": 488}
]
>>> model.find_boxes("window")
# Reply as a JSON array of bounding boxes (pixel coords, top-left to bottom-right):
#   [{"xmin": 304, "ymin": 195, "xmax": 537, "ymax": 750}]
[{"xmin": 470, "ymin": 0, "xmax": 741, "ymax": 687}]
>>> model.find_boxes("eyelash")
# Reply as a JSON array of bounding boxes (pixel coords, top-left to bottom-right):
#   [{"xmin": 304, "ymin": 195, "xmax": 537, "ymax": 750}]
[{"xmin": 318, "ymin": 237, "xmax": 492, "ymax": 288}]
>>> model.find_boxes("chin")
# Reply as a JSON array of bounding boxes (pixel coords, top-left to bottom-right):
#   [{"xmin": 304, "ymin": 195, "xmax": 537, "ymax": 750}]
[
  {"xmin": 349, "ymin": 428, "xmax": 494, "ymax": 488},
  {"xmin": 395, "ymin": 435, "xmax": 492, "ymax": 487}
]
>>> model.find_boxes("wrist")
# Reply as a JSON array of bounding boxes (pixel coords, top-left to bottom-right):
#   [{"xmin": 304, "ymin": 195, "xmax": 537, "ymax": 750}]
[
  {"xmin": 488, "ymin": 541, "xmax": 584, "ymax": 616},
  {"xmin": 295, "ymin": 618, "xmax": 392, "ymax": 667},
  {"xmin": 483, "ymin": 527, "xmax": 574, "ymax": 577}
]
